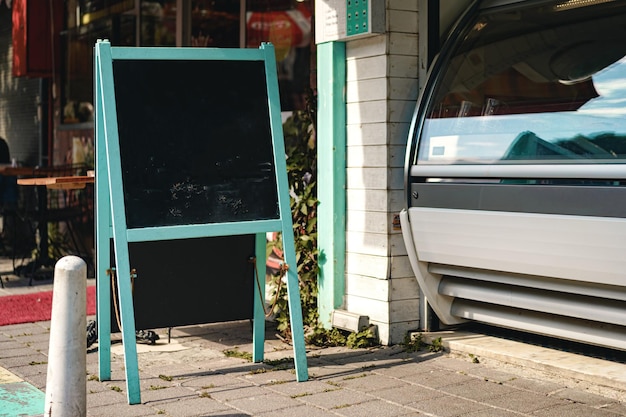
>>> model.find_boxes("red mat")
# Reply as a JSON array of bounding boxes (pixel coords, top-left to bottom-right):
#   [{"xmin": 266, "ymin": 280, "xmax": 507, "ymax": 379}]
[{"xmin": 0, "ymin": 285, "xmax": 96, "ymax": 326}]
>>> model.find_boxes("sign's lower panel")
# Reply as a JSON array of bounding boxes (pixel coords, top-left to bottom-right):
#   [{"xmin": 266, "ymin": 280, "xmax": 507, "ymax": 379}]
[{"xmin": 104, "ymin": 235, "xmax": 256, "ymax": 331}]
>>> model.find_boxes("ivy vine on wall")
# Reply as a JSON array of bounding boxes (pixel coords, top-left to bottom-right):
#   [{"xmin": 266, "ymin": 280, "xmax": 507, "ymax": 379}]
[{"xmin": 267, "ymin": 93, "xmax": 377, "ymax": 349}]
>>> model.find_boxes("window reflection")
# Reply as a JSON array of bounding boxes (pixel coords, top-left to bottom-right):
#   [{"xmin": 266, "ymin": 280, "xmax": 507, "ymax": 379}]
[
  {"xmin": 418, "ymin": 1, "xmax": 626, "ymax": 165},
  {"xmin": 246, "ymin": 0, "xmax": 312, "ymax": 111},
  {"xmin": 191, "ymin": 0, "xmax": 240, "ymax": 47},
  {"xmin": 61, "ymin": 15, "xmax": 136, "ymax": 124},
  {"xmin": 141, "ymin": 1, "xmax": 177, "ymax": 46},
  {"xmin": 60, "ymin": 0, "xmax": 313, "ymax": 124}
]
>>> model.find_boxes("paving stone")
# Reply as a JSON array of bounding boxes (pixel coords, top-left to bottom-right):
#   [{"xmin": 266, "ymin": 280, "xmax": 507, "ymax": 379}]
[
  {"xmin": 440, "ymin": 378, "xmax": 520, "ymax": 401},
  {"xmin": 256, "ymin": 404, "xmax": 338, "ymax": 417},
  {"xmin": 375, "ymin": 384, "xmax": 446, "ymax": 404},
  {"xmin": 331, "ymin": 372, "xmax": 408, "ymax": 392},
  {"xmin": 306, "ymin": 363, "xmax": 358, "ymax": 380},
  {"xmin": 432, "ymin": 355, "xmax": 484, "ymax": 373},
  {"xmin": 240, "ymin": 368, "xmax": 298, "ymax": 386},
  {"xmin": 484, "ymin": 389, "xmax": 569, "ymax": 413},
  {"xmin": 27, "ymin": 340, "xmax": 50, "ymax": 353},
  {"xmin": 87, "ymin": 378, "xmax": 112, "ymax": 394},
  {"xmin": 86, "ymin": 402, "xmax": 158, "ymax": 417},
  {"xmin": 332, "ymin": 399, "xmax": 413, "ymax": 417},
  {"xmin": 374, "ymin": 361, "xmax": 442, "ymax": 379},
  {"xmin": 14, "ymin": 332, "xmax": 51, "ymax": 344},
  {"xmin": 503, "ymin": 376, "xmax": 565, "ymax": 395},
  {"xmin": 196, "ymin": 412, "xmax": 250, "ymax": 417},
  {"xmin": 151, "ymin": 396, "xmax": 234, "ymax": 416},
  {"xmin": 23, "ymin": 371, "xmax": 47, "ymax": 390},
  {"xmin": 262, "ymin": 378, "xmax": 340, "ymax": 398},
  {"xmin": 87, "ymin": 387, "xmax": 128, "ymax": 408},
  {"xmin": 532, "ymin": 402, "xmax": 623, "ymax": 417},
  {"xmin": 225, "ymin": 392, "xmax": 304, "ymax": 414},
  {"xmin": 409, "ymin": 395, "xmax": 491, "ymax": 416},
  {"xmin": 0, "ymin": 346, "xmax": 35, "ymax": 359},
  {"xmin": 207, "ymin": 384, "xmax": 274, "ymax": 402},
  {"xmin": 601, "ymin": 402, "xmax": 626, "ymax": 416},
  {"xmin": 0, "ymin": 338, "xmax": 26, "ymax": 350},
  {"xmin": 466, "ymin": 366, "xmax": 525, "ymax": 384},
  {"xmin": 463, "ymin": 408, "xmax": 528, "ymax": 416},
  {"xmin": 551, "ymin": 387, "xmax": 620, "ymax": 406},
  {"xmin": 300, "ymin": 387, "xmax": 374, "ymax": 409},
  {"xmin": 10, "ymin": 361, "xmax": 48, "ymax": 378},
  {"xmin": 402, "ymin": 368, "xmax": 477, "ymax": 389},
  {"xmin": 179, "ymin": 372, "xmax": 254, "ymax": 391},
  {"xmin": 0, "ymin": 323, "xmax": 49, "ymax": 337},
  {"xmin": 140, "ymin": 385, "xmax": 199, "ymax": 404},
  {"xmin": 1, "ymin": 352, "xmax": 48, "ymax": 371}
]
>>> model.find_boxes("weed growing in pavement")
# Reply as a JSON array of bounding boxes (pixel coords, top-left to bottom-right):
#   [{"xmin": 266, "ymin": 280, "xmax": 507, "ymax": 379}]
[
  {"xmin": 429, "ymin": 336, "xmax": 444, "ymax": 352},
  {"xmin": 342, "ymin": 373, "xmax": 368, "ymax": 381},
  {"xmin": 401, "ymin": 333, "xmax": 446, "ymax": 353},
  {"xmin": 222, "ymin": 349, "xmax": 253, "ymax": 361},
  {"xmin": 401, "ymin": 332, "xmax": 425, "ymax": 352},
  {"xmin": 266, "ymin": 380, "xmax": 288, "ymax": 385}
]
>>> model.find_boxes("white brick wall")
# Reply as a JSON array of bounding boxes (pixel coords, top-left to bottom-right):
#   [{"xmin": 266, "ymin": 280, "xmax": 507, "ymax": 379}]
[{"xmin": 342, "ymin": 1, "xmax": 422, "ymax": 345}]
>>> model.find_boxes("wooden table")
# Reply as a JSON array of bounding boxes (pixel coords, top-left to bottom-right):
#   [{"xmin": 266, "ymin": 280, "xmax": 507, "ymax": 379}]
[
  {"xmin": 16, "ymin": 175, "xmax": 95, "ymax": 281},
  {"xmin": 0, "ymin": 165, "xmax": 37, "ymax": 177},
  {"xmin": 17, "ymin": 175, "xmax": 94, "ymax": 189}
]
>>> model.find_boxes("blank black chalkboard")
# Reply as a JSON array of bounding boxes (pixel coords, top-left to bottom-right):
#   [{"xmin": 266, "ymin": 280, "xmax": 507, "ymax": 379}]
[{"xmin": 112, "ymin": 59, "xmax": 279, "ymax": 229}]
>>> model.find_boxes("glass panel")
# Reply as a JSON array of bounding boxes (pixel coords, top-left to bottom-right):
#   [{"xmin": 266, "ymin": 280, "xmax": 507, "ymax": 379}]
[
  {"xmin": 79, "ymin": 0, "xmax": 135, "ymax": 25},
  {"xmin": 417, "ymin": 1, "xmax": 626, "ymax": 165},
  {"xmin": 245, "ymin": 0, "xmax": 312, "ymax": 111},
  {"xmin": 61, "ymin": 16, "xmax": 136, "ymax": 124},
  {"xmin": 190, "ymin": 0, "xmax": 240, "ymax": 47},
  {"xmin": 141, "ymin": 1, "xmax": 177, "ymax": 46}
]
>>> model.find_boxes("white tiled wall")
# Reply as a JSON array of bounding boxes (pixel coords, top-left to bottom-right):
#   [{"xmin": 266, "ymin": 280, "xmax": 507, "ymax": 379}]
[{"xmin": 341, "ymin": 1, "xmax": 421, "ymax": 344}]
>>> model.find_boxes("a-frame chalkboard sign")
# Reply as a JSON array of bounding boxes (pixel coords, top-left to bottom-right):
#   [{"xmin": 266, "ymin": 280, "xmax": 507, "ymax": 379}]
[{"xmin": 94, "ymin": 40, "xmax": 308, "ymax": 404}]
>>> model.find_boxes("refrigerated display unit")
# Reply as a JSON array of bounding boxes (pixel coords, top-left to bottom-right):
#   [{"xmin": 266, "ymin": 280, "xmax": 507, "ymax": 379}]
[{"xmin": 401, "ymin": 0, "xmax": 626, "ymax": 350}]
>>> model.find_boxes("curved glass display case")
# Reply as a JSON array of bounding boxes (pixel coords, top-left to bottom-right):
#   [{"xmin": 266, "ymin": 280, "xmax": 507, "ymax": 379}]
[{"xmin": 401, "ymin": 0, "xmax": 626, "ymax": 350}]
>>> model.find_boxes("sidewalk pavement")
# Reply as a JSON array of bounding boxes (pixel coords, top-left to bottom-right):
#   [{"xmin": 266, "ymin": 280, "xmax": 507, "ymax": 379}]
[
  {"xmin": 2, "ymin": 316, "xmax": 626, "ymax": 417},
  {"xmin": 2, "ymin": 255, "xmax": 626, "ymax": 417}
]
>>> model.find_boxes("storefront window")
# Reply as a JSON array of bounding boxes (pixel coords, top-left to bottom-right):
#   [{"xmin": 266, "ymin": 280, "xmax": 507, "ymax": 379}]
[
  {"xmin": 417, "ymin": 1, "xmax": 626, "ymax": 165},
  {"xmin": 60, "ymin": 0, "xmax": 312, "ymax": 124},
  {"xmin": 246, "ymin": 0, "xmax": 312, "ymax": 111},
  {"xmin": 141, "ymin": 1, "xmax": 177, "ymax": 46},
  {"xmin": 191, "ymin": 0, "xmax": 241, "ymax": 47},
  {"xmin": 61, "ymin": 15, "xmax": 136, "ymax": 124}
]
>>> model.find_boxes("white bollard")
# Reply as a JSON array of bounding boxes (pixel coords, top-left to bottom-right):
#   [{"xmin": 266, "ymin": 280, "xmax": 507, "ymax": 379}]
[{"xmin": 44, "ymin": 256, "xmax": 87, "ymax": 417}]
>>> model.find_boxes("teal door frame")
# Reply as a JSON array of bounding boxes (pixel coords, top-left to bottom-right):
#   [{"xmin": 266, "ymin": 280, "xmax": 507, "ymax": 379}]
[{"xmin": 317, "ymin": 41, "xmax": 346, "ymax": 327}]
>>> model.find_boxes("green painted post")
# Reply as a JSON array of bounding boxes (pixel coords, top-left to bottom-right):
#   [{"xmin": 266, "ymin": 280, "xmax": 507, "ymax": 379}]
[{"xmin": 317, "ymin": 41, "xmax": 346, "ymax": 328}]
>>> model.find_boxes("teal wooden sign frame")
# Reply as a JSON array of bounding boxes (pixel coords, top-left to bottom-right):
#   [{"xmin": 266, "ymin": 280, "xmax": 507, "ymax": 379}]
[{"xmin": 94, "ymin": 40, "xmax": 308, "ymax": 405}]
